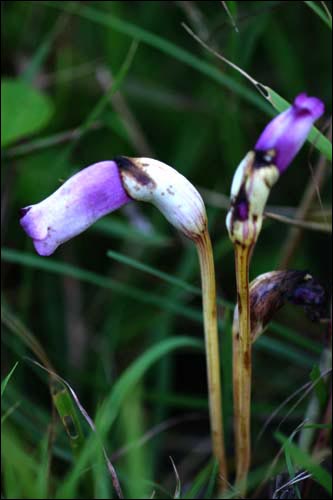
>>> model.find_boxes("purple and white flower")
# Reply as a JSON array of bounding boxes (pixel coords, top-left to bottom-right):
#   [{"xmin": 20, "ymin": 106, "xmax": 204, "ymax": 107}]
[
  {"xmin": 255, "ymin": 93, "xmax": 325, "ymax": 173},
  {"xmin": 20, "ymin": 157, "xmax": 207, "ymax": 255},
  {"xmin": 226, "ymin": 93, "xmax": 325, "ymax": 246},
  {"xmin": 20, "ymin": 161, "xmax": 130, "ymax": 256}
]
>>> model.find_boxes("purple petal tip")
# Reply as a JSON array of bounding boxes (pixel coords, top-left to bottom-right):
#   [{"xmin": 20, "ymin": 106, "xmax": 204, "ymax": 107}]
[
  {"xmin": 294, "ymin": 93, "xmax": 325, "ymax": 119},
  {"xmin": 255, "ymin": 92, "xmax": 325, "ymax": 173},
  {"xmin": 19, "ymin": 160, "xmax": 130, "ymax": 256}
]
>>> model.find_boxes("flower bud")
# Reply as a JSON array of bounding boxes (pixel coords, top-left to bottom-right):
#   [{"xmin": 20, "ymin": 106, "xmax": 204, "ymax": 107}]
[
  {"xmin": 233, "ymin": 270, "xmax": 327, "ymax": 343},
  {"xmin": 226, "ymin": 150, "xmax": 279, "ymax": 246}
]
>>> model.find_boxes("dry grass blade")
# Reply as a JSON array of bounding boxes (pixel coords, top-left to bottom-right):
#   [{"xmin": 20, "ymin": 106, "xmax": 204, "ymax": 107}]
[
  {"xmin": 321, "ymin": 1, "xmax": 332, "ymax": 21},
  {"xmin": 272, "ymin": 470, "xmax": 312, "ymax": 499},
  {"xmin": 264, "ymin": 212, "xmax": 331, "ymax": 233},
  {"xmin": 169, "ymin": 456, "xmax": 181, "ymax": 499},
  {"xmin": 255, "ymin": 368, "xmax": 332, "ymax": 445},
  {"xmin": 111, "ymin": 413, "xmax": 202, "ymax": 461},
  {"xmin": 182, "ymin": 22, "xmax": 267, "ymax": 98},
  {"xmin": 221, "ymin": 1, "xmax": 239, "ymax": 32},
  {"xmin": 1, "ymin": 304, "xmax": 54, "ymax": 372}
]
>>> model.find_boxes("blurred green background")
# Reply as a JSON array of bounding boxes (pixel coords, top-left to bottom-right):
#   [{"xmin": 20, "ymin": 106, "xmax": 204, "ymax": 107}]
[{"xmin": 1, "ymin": 1, "xmax": 332, "ymax": 498}]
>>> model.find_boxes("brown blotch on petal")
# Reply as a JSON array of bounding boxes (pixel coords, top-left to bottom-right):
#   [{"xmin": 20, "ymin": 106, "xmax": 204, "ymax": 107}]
[{"xmin": 114, "ymin": 156, "xmax": 156, "ymax": 188}]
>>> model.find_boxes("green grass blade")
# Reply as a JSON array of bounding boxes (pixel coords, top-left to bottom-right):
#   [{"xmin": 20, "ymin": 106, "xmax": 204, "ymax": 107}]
[
  {"xmin": 51, "ymin": 381, "xmax": 85, "ymax": 457},
  {"xmin": 94, "ymin": 218, "xmax": 169, "ymax": 247},
  {"xmin": 268, "ymin": 323, "xmax": 322, "ymax": 355},
  {"xmin": 1, "ymin": 248, "xmax": 202, "ymax": 323},
  {"xmin": 119, "ymin": 384, "xmax": 149, "ymax": 499},
  {"xmin": 302, "ymin": 423, "xmax": 332, "ymax": 430},
  {"xmin": 283, "ymin": 434, "xmax": 302, "ymax": 499},
  {"xmin": 276, "ymin": 432, "xmax": 332, "ymax": 495},
  {"xmin": 97, "ymin": 336, "xmax": 203, "ymax": 433},
  {"xmin": 107, "ymin": 248, "xmax": 322, "ymax": 357},
  {"xmin": 204, "ymin": 459, "xmax": 219, "ymax": 499},
  {"xmin": 2, "ymin": 248, "xmax": 320, "ymax": 365},
  {"xmin": 56, "ymin": 336, "xmax": 202, "ymax": 498},
  {"xmin": 40, "ymin": 2, "xmax": 331, "ymax": 164},
  {"xmin": 22, "ymin": 10, "xmax": 74, "ymax": 83},
  {"xmin": 1, "ymin": 362, "xmax": 19, "ymax": 398},
  {"xmin": 107, "ymin": 248, "xmax": 202, "ymax": 297},
  {"xmin": 41, "ymin": 1, "xmax": 269, "ymax": 112},
  {"xmin": 35, "ymin": 435, "xmax": 51, "ymax": 500},
  {"xmin": 255, "ymin": 336, "xmax": 315, "ymax": 368},
  {"xmin": 2, "ymin": 427, "xmax": 41, "ymax": 498},
  {"xmin": 304, "ymin": 1, "xmax": 332, "ymax": 29},
  {"xmin": 76, "ymin": 39, "xmax": 138, "ymax": 139},
  {"xmin": 1, "ymin": 301, "xmax": 53, "ymax": 371},
  {"xmin": 183, "ymin": 461, "xmax": 214, "ymax": 499}
]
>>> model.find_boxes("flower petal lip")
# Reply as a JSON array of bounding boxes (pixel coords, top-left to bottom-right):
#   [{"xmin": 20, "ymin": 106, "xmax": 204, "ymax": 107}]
[
  {"xmin": 20, "ymin": 161, "xmax": 131, "ymax": 256},
  {"xmin": 255, "ymin": 93, "xmax": 325, "ymax": 173}
]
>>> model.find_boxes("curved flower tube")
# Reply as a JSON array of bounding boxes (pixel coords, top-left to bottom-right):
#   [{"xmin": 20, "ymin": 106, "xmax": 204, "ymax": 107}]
[
  {"xmin": 20, "ymin": 156, "xmax": 228, "ymax": 492},
  {"xmin": 114, "ymin": 156, "xmax": 207, "ymax": 240},
  {"xmin": 225, "ymin": 93, "xmax": 325, "ymax": 493}
]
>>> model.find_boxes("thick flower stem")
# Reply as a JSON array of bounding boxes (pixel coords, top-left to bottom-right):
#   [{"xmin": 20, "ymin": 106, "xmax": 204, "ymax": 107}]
[
  {"xmin": 233, "ymin": 243, "xmax": 252, "ymax": 493},
  {"xmin": 196, "ymin": 228, "xmax": 228, "ymax": 492}
]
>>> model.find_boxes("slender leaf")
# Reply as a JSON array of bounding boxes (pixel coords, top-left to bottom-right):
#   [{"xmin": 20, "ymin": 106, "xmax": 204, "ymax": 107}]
[
  {"xmin": 42, "ymin": 0, "xmax": 269, "ymax": 112},
  {"xmin": 305, "ymin": 1, "xmax": 332, "ymax": 29},
  {"xmin": 1, "ymin": 362, "xmax": 19, "ymax": 398},
  {"xmin": 276, "ymin": 432, "xmax": 332, "ymax": 495}
]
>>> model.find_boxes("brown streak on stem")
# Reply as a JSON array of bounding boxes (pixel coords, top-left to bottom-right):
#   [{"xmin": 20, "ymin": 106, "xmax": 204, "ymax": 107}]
[
  {"xmin": 196, "ymin": 229, "xmax": 228, "ymax": 493},
  {"xmin": 233, "ymin": 243, "xmax": 252, "ymax": 493}
]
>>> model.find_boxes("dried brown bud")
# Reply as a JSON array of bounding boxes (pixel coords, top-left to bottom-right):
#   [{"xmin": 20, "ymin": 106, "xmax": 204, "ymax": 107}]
[{"xmin": 233, "ymin": 270, "xmax": 327, "ymax": 343}]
